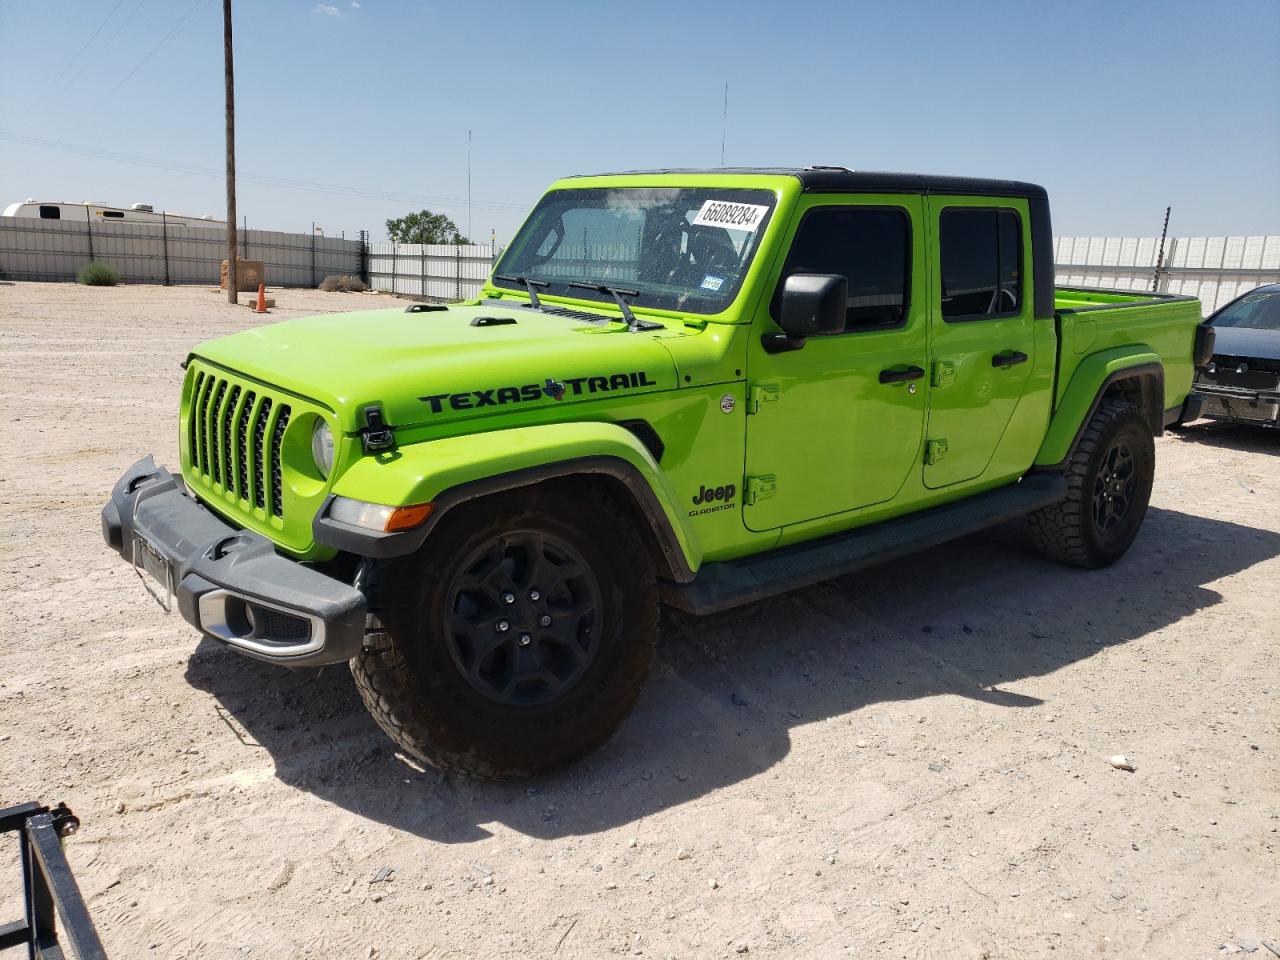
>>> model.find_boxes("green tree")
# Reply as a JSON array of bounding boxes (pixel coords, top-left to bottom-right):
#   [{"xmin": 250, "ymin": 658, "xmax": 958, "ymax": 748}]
[{"xmin": 385, "ymin": 209, "xmax": 470, "ymax": 245}]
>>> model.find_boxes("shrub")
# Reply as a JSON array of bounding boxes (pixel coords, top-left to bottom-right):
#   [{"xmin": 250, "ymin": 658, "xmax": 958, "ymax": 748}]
[
  {"xmin": 77, "ymin": 261, "xmax": 119, "ymax": 286},
  {"xmin": 319, "ymin": 274, "xmax": 366, "ymax": 293}
]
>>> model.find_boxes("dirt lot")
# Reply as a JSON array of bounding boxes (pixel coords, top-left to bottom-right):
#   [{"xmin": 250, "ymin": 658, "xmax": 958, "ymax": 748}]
[{"xmin": 1, "ymin": 281, "xmax": 1277, "ymax": 960}]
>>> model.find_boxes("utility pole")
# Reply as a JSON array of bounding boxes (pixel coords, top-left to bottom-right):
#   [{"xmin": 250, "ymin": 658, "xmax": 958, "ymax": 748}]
[
  {"xmin": 223, "ymin": 0, "xmax": 238, "ymax": 304},
  {"xmin": 466, "ymin": 129, "xmax": 472, "ymax": 244}
]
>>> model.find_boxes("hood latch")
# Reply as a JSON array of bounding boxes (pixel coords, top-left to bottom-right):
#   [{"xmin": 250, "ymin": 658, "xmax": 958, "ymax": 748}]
[{"xmin": 360, "ymin": 404, "xmax": 397, "ymax": 454}]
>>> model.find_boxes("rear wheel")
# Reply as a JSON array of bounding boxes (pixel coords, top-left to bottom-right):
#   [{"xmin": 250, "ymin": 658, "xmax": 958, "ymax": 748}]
[
  {"xmin": 1029, "ymin": 398, "xmax": 1155, "ymax": 568},
  {"xmin": 350, "ymin": 482, "xmax": 657, "ymax": 779}
]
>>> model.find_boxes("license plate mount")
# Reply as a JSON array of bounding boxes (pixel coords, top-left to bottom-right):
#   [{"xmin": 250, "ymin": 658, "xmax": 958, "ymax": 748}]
[{"xmin": 132, "ymin": 533, "xmax": 175, "ymax": 613}]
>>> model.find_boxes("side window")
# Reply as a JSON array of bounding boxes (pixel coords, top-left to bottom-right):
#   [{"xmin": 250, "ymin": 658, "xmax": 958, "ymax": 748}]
[
  {"xmin": 938, "ymin": 208, "xmax": 1022, "ymax": 321},
  {"xmin": 102, "ymin": 210, "xmax": 125, "ymax": 219},
  {"xmin": 38, "ymin": 205, "xmax": 60, "ymax": 220},
  {"xmin": 772, "ymin": 207, "xmax": 911, "ymax": 333}
]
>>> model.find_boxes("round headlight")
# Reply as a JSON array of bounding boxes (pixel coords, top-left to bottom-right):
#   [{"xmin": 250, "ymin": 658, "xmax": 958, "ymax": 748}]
[{"xmin": 311, "ymin": 418, "xmax": 335, "ymax": 478}]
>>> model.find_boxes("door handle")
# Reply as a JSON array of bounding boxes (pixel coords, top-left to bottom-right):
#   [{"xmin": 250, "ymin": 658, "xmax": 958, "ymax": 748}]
[
  {"xmin": 879, "ymin": 365, "xmax": 926, "ymax": 384},
  {"xmin": 991, "ymin": 351, "xmax": 1028, "ymax": 368}
]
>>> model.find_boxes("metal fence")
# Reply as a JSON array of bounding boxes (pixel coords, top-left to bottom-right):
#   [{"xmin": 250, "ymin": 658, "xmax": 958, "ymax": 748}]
[
  {"xmin": 6, "ymin": 214, "xmax": 1278, "ymax": 318},
  {"xmin": 370, "ymin": 235, "xmax": 1280, "ymax": 314},
  {"xmin": 1055, "ymin": 235, "xmax": 1280, "ymax": 315},
  {"xmin": 365, "ymin": 241, "xmax": 499, "ymax": 300},
  {"xmin": 0, "ymin": 216, "xmax": 363, "ymax": 287}
]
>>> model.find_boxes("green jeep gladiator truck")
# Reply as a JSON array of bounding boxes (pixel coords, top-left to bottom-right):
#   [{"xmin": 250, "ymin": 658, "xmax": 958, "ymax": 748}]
[{"xmin": 103, "ymin": 168, "xmax": 1211, "ymax": 778}]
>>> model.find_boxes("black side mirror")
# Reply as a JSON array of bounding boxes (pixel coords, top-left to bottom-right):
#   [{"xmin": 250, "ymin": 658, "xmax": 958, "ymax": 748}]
[{"xmin": 778, "ymin": 273, "xmax": 847, "ymax": 340}]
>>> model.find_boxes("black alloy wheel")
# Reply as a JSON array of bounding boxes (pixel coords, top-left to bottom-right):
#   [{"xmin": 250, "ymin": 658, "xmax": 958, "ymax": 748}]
[
  {"xmin": 1091, "ymin": 439, "xmax": 1138, "ymax": 533},
  {"xmin": 445, "ymin": 532, "xmax": 603, "ymax": 707}
]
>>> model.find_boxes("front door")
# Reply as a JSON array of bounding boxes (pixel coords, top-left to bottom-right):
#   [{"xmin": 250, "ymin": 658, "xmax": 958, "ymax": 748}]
[
  {"xmin": 922, "ymin": 198, "xmax": 1037, "ymax": 488},
  {"xmin": 743, "ymin": 196, "xmax": 928, "ymax": 531}
]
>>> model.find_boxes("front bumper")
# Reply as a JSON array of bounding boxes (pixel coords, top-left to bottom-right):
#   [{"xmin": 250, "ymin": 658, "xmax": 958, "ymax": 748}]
[
  {"xmin": 1191, "ymin": 382, "xmax": 1280, "ymax": 427},
  {"xmin": 102, "ymin": 457, "xmax": 367, "ymax": 666}
]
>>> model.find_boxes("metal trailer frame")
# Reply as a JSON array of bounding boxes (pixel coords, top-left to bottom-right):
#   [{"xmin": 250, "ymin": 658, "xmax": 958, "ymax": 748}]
[{"xmin": 0, "ymin": 802, "xmax": 107, "ymax": 959}]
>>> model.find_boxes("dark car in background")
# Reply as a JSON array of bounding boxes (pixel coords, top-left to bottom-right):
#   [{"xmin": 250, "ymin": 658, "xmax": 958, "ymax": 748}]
[{"xmin": 1189, "ymin": 283, "xmax": 1280, "ymax": 428}]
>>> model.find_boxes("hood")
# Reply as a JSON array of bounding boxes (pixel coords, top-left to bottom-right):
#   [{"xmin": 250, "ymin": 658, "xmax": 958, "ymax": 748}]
[
  {"xmin": 1210, "ymin": 324, "xmax": 1280, "ymax": 363},
  {"xmin": 191, "ymin": 301, "xmax": 684, "ymax": 431}
]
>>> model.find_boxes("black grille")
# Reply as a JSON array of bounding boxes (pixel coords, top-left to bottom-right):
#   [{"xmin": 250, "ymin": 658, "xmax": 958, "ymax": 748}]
[
  {"xmin": 252, "ymin": 398, "xmax": 272, "ymax": 509},
  {"xmin": 221, "ymin": 385, "xmax": 240, "ymax": 492},
  {"xmin": 196, "ymin": 375, "xmax": 214, "ymax": 474},
  {"xmin": 541, "ymin": 305, "xmax": 613, "ymax": 324},
  {"xmin": 189, "ymin": 371, "xmax": 205, "ymax": 470},
  {"xmin": 187, "ymin": 374, "xmax": 290, "ymax": 517},
  {"xmin": 250, "ymin": 604, "xmax": 311, "ymax": 642},
  {"xmin": 208, "ymin": 381, "xmax": 227, "ymax": 484},
  {"xmin": 270, "ymin": 408, "xmax": 290, "ymax": 517},
  {"xmin": 235, "ymin": 391, "xmax": 255, "ymax": 499}
]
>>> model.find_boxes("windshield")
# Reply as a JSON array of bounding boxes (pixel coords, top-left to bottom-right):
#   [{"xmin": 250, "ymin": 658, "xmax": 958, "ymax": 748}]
[
  {"xmin": 492, "ymin": 187, "xmax": 777, "ymax": 315},
  {"xmin": 1212, "ymin": 289, "xmax": 1280, "ymax": 331}
]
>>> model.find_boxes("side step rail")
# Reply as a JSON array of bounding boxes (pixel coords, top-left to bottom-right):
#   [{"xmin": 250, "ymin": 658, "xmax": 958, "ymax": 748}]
[
  {"xmin": 0, "ymin": 802, "xmax": 107, "ymax": 960},
  {"xmin": 664, "ymin": 472, "xmax": 1067, "ymax": 616}
]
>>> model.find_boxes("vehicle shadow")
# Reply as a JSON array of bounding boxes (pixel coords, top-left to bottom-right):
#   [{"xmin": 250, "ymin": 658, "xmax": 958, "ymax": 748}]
[
  {"xmin": 1171, "ymin": 419, "xmax": 1280, "ymax": 453},
  {"xmin": 184, "ymin": 506, "xmax": 1280, "ymax": 843}
]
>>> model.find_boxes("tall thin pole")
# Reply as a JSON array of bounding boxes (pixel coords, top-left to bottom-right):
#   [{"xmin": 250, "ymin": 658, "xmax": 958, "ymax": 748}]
[
  {"xmin": 161, "ymin": 210, "xmax": 170, "ymax": 285},
  {"xmin": 1153, "ymin": 205, "xmax": 1171, "ymax": 293},
  {"xmin": 466, "ymin": 129, "xmax": 472, "ymax": 243},
  {"xmin": 223, "ymin": 0, "xmax": 238, "ymax": 304},
  {"xmin": 720, "ymin": 82, "xmax": 728, "ymax": 167}
]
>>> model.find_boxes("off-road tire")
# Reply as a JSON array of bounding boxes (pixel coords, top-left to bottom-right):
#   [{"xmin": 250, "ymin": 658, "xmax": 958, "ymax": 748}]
[
  {"xmin": 1029, "ymin": 398, "xmax": 1155, "ymax": 569},
  {"xmin": 350, "ymin": 482, "xmax": 657, "ymax": 779}
]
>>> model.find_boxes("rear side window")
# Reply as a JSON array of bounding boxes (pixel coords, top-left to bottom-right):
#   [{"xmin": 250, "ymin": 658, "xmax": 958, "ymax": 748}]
[
  {"xmin": 772, "ymin": 207, "xmax": 911, "ymax": 333},
  {"xmin": 38, "ymin": 205, "xmax": 60, "ymax": 219},
  {"xmin": 939, "ymin": 208, "xmax": 1022, "ymax": 321}
]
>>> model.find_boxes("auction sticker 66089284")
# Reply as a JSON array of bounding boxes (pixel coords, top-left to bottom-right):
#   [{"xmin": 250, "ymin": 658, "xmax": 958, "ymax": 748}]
[{"xmin": 691, "ymin": 199, "xmax": 769, "ymax": 232}]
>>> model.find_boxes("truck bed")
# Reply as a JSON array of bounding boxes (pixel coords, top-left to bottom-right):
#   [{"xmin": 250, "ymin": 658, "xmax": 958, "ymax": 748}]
[
  {"xmin": 1053, "ymin": 287, "xmax": 1196, "ymax": 313},
  {"xmin": 1052, "ymin": 285, "xmax": 1202, "ymax": 420}
]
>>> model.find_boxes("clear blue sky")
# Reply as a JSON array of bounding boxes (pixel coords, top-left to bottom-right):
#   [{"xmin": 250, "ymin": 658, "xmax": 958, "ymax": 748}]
[{"xmin": 2, "ymin": 0, "xmax": 1277, "ymax": 243}]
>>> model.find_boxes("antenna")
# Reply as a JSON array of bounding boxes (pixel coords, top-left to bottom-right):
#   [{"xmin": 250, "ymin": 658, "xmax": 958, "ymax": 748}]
[
  {"xmin": 1153, "ymin": 205, "xmax": 1171, "ymax": 292},
  {"xmin": 720, "ymin": 82, "xmax": 728, "ymax": 167}
]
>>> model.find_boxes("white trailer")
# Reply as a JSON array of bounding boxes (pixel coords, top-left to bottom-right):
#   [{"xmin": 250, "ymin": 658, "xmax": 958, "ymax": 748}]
[{"xmin": 2, "ymin": 199, "xmax": 223, "ymax": 229}]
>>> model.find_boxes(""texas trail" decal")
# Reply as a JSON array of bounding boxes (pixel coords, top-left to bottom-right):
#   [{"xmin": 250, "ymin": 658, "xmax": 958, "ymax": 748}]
[{"xmin": 420, "ymin": 371, "xmax": 657, "ymax": 413}]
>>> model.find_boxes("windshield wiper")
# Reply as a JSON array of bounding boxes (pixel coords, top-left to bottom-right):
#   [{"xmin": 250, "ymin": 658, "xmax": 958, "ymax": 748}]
[
  {"xmin": 567, "ymin": 280, "xmax": 651, "ymax": 332},
  {"xmin": 494, "ymin": 273, "xmax": 549, "ymax": 310}
]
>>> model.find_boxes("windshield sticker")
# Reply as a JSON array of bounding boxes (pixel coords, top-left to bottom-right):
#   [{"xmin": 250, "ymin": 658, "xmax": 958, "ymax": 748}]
[
  {"xmin": 700, "ymin": 275, "xmax": 725, "ymax": 292},
  {"xmin": 1243, "ymin": 293, "xmax": 1274, "ymax": 303},
  {"xmin": 691, "ymin": 200, "xmax": 769, "ymax": 232}
]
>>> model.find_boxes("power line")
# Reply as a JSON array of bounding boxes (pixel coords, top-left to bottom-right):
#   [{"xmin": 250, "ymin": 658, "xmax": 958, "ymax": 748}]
[
  {"xmin": 62, "ymin": 0, "xmax": 150, "ymax": 89},
  {"xmin": 0, "ymin": 131, "xmax": 528, "ymax": 213},
  {"xmin": 54, "ymin": 0, "xmax": 127, "ymax": 87},
  {"xmin": 107, "ymin": 0, "xmax": 213, "ymax": 98}
]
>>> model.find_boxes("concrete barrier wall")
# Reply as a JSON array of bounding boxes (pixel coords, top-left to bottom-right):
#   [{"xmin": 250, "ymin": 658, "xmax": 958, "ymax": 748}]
[
  {"xmin": 366, "ymin": 242, "xmax": 499, "ymax": 301},
  {"xmin": 0, "ymin": 217, "xmax": 363, "ymax": 287},
  {"xmin": 1055, "ymin": 235, "xmax": 1280, "ymax": 315}
]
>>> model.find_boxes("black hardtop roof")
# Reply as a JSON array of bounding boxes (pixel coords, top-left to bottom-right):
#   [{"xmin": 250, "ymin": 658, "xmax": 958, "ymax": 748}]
[{"xmin": 572, "ymin": 167, "xmax": 1047, "ymax": 200}]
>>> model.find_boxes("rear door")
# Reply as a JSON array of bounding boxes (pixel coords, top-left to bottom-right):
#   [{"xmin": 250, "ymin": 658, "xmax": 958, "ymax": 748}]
[
  {"xmin": 743, "ymin": 195, "xmax": 928, "ymax": 530},
  {"xmin": 923, "ymin": 198, "xmax": 1037, "ymax": 488}
]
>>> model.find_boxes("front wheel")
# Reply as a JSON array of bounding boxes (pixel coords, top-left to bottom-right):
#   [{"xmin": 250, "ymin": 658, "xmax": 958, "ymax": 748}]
[
  {"xmin": 350, "ymin": 482, "xmax": 657, "ymax": 779},
  {"xmin": 1028, "ymin": 398, "xmax": 1155, "ymax": 569}
]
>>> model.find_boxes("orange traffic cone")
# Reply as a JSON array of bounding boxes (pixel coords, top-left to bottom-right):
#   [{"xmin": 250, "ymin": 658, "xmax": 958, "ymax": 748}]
[{"xmin": 255, "ymin": 282, "xmax": 268, "ymax": 314}]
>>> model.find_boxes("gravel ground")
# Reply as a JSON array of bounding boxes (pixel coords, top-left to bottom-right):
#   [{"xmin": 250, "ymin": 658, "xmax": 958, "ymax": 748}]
[{"xmin": 1, "ymin": 281, "xmax": 1277, "ymax": 960}]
